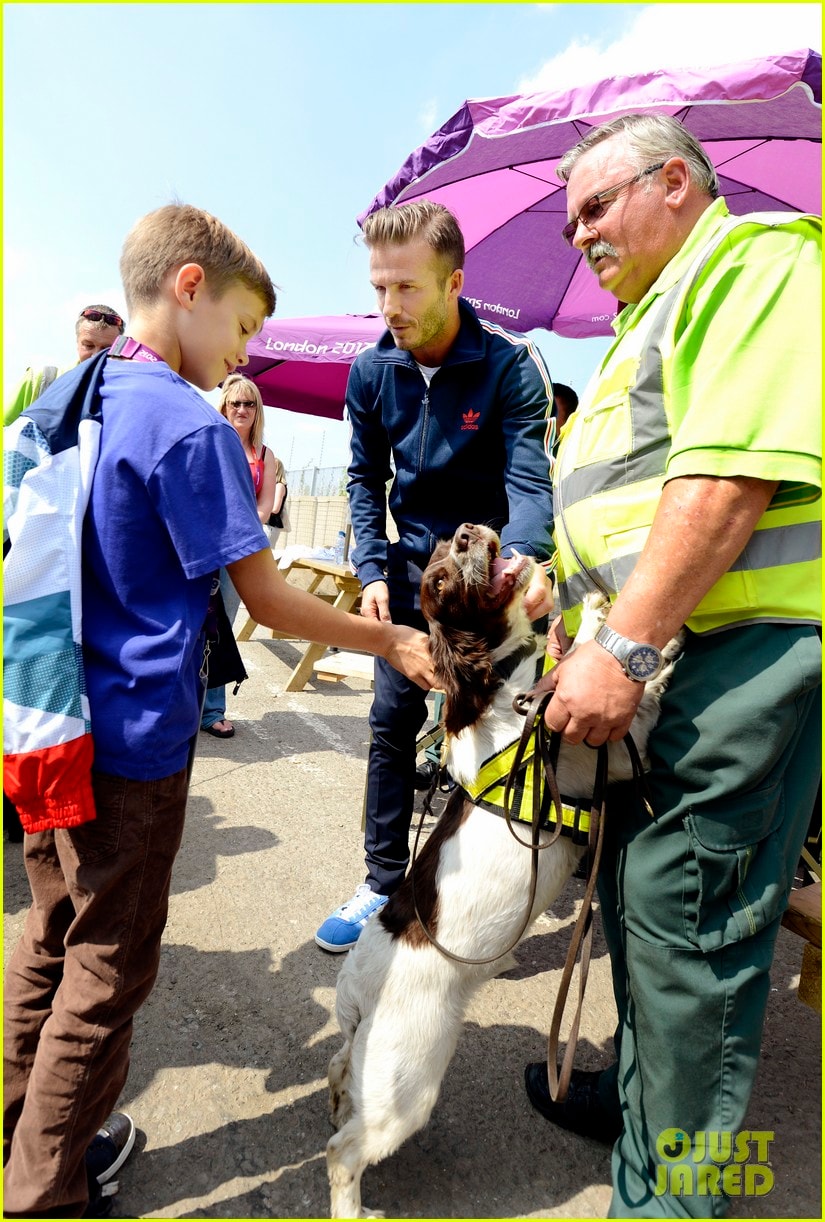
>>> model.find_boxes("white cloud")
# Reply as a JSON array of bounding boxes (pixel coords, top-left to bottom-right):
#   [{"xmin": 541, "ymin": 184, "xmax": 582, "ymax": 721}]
[
  {"xmin": 3, "ymin": 243, "xmax": 125, "ymax": 396},
  {"xmin": 519, "ymin": 4, "xmax": 822, "ymax": 93},
  {"xmin": 418, "ymin": 98, "xmax": 439, "ymax": 132}
]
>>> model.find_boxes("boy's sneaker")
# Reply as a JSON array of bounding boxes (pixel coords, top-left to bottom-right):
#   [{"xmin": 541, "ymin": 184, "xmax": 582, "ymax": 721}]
[
  {"xmin": 85, "ymin": 1111, "xmax": 136, "ymax": 1213},
  {"xmin": 315, "ymin": 884, "xmax": 389, "ymax": 952}
]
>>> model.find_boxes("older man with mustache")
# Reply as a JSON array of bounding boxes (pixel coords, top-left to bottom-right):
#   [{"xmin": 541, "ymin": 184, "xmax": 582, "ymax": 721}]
[{"xmin": 525, "ymin": 114, "xmax": 821, "ymax": 1219}]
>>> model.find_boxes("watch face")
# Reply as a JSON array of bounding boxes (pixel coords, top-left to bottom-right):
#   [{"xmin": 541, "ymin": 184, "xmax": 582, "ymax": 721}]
[{"xmin": 626, "ymin": 645, "xmax": 661, "ymax": 680}]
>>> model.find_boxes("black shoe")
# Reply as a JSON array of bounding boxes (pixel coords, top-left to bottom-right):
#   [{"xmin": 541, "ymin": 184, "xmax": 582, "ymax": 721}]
[
  {"xmin": 524, "ymin": 1063, "xmax": 622, "ymax": 1144},
  {"xmin": 414, "ymin": 759, "xmax": 439, "ymax": 791},
  {"xmin": 84, "ymin": 1112, "xmax": 136, "ymax": 1215},
  {"xmin": 415, "ymin": 759, "xmax": 457, "ymax": 792}
]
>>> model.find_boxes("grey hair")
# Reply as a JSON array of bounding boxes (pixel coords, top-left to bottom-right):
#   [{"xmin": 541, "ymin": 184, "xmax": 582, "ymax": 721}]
[
  {"xmin": 557, "ymin": 113, "xmax": 719, "ymax": 199},
  {"xmin": 75, "ymin": 304, "xmax": 125, "ymax": 337}
]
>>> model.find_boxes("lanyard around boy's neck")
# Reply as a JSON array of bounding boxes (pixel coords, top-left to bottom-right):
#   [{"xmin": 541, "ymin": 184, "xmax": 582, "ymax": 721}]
[{"xmin": 109, "ymin": 335, "xmax": 163, "ymax": 363}]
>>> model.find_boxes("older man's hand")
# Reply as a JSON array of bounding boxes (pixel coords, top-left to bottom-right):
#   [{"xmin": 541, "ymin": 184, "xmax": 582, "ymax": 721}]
[{"xmin": 540, "ymin": 639, "xmax": 644, "ymax": 745}]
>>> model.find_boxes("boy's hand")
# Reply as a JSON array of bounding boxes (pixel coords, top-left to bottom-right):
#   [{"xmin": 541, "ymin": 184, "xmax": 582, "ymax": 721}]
[{"xmin": 382, "ymin": 625, "xmax": 434, "ymax": 690}]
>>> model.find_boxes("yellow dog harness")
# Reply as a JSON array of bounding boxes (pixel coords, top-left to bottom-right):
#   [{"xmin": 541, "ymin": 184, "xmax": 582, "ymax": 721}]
[{"xmin": 454, "ymin": 649, "xmax": 592, "ymax": 847}]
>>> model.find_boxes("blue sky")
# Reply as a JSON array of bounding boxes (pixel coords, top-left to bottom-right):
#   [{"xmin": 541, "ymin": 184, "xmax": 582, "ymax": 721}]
[{"xmin": 4, "ymin": 2, "xmax": 821, "ymax": 470}]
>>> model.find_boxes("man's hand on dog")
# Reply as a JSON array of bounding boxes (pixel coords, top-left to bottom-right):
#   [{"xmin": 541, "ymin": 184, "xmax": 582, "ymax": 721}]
[
  {"xmin": 535, "ymin": 639, "xmax": 645, "ymax": 746},
  {"xmin": 522, "ymin": 565, "xmax": 555, "ymax": 621}
]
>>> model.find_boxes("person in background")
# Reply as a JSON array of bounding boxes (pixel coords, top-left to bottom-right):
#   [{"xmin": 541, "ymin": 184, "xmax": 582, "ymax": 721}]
[
  {"xmin": 552, "ymin": 381, "xmax": 578, "ymax": 431},
  {"xmin": 200, "ymin": 373, "xmax": 276, "ymax": 738},
  {"xmin": 5, "ymin": 304, "xmax": 125, "ymax": 425},
  {"xmin": 315, "ymin": 200, "xmax": 555, "ymax": 953},
  {"xmin": 549, "ymin": 381, "xmax": 579, "ymax": 458},
  {"xmin": 266, "ymin": 450, "xmax": 289, "ymax": 550},
  {"xmin": 524, "ymin": 113, "xmax": 820, "ymax": 1218}
]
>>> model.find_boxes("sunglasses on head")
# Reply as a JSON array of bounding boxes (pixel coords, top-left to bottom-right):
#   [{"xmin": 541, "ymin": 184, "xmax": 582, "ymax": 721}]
[{"xmin": 80, "ymin": 308, "xmax": 123, "ymax": 327}]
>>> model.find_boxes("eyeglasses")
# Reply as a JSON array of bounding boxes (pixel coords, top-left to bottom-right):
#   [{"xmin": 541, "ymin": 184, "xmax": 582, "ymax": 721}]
[
  {"xmin": 79, "ymin": 308, "xmax": 124, "ymax": 327},
  {"xmin": 562, "ymin": 163, "xmax": 666, "ymax": 246},
  {"xmin": 228, "ymin": 400, "xmax": 256, "ymax": 409}
]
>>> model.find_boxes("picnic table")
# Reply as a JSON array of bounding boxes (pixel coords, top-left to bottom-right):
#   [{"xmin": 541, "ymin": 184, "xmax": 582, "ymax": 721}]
[{"xmin": 236, "ymin": 556, "xmax": 362, "ymax": 692}]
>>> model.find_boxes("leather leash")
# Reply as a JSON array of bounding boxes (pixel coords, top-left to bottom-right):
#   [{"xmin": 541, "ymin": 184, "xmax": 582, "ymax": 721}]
[
  {"xmin": 411, "ymin": 689, "xmax": 563, "ymax": 966},
  {"xmin": 544, "ymin": 719, "xmax": 651, "ymax": 1102},
  {"xmin": 412, "ymin": 689, "xmax": 653, "ymax": 1102}
]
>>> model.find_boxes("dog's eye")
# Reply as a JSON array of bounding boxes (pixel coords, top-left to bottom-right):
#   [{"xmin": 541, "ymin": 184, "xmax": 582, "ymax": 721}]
[{"xmin": 435, "ymin": 577, "xmax": 446, "ymax": 593}]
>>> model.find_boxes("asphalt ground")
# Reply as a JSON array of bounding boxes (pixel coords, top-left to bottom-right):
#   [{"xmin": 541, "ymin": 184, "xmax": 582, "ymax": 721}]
[{"xmin": 3, "ymin": 628, "xmax": 821, "ymax": 1220}]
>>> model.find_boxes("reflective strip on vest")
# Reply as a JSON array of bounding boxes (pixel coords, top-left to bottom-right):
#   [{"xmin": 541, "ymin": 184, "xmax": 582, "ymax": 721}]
[{"xmin": 554, "ymin": 212, "xmax": 822, "ymax": 635}]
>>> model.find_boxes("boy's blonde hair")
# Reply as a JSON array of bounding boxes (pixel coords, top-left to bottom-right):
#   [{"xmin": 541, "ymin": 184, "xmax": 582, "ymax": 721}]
[
  {"xmin": 219, "ymin": 374, "xmax": 265, "ymax": 452},
  {"xmin": 120, "ymin": 203, "xmax": 277, "ymax": 316}
]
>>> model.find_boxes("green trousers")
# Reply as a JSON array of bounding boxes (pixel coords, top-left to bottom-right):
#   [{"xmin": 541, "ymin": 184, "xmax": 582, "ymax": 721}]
[{"xmin": 597, "ymin": 623, "xmax": 821, "ymax": 1218}]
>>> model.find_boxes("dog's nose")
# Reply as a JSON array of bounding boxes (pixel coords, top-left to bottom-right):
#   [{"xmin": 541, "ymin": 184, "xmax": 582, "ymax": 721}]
[{"xmin": 455, "ymin": 524, "xmax": 476, "ymax": 552}]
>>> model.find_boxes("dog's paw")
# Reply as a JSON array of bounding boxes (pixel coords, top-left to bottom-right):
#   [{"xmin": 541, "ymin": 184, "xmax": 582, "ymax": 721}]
[
  {"xmin": 661, "ymin": 630, "xmax": 685, "ymax": 663},
  {"xmin": 573, "ymin": 591, "xmax": 611, "ymax": 645}
]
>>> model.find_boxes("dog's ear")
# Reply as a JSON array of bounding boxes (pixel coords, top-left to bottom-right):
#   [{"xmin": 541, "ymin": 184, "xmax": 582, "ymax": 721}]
[
  {"xmin": 427, "ymin": 539, "xmax": 451, "ymax": 567},
  {"xmin": 429, "ymin": 623, "xmax": 500, "ymax": 735},
  {"xmin": 420, "ymin": 549, "xmax": 454, "ymax": 625}
]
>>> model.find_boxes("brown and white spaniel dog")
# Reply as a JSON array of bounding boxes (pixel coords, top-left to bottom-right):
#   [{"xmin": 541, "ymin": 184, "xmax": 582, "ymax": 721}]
[{"xmin": 326, "ymin": 523, "xmax": 682, "ymax": 1218}]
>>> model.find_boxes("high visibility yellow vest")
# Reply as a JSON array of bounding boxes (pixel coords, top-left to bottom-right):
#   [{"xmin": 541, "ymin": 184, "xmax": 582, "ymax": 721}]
[{"xmin": 554, "ymin": 211, "xmax": 822, "ymax": 636}]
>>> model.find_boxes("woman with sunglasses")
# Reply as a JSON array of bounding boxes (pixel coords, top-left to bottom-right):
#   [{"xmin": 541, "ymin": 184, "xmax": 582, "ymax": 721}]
[{"xmin": 201, "ymin": 374, "xmax": 280, "ymax": 738}]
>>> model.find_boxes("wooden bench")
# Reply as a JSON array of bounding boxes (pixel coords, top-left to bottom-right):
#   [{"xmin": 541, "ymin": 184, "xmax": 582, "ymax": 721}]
[
  {"xmin": 313, "ymin": 650, "xmax": 375, "ymax": 688},
  {"xmin": 781, "ymin": 881, "xmax": 821, "ymax": 1011},
  {"xmin": 236, "ymin": 557, "xmax": 362, "ymax": 692}
]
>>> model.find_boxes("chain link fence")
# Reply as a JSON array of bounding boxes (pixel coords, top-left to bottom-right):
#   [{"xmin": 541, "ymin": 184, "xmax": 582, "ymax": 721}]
[
  {"xmin": 285, "ymin": 464, "xmax": 347, "ymax": 497},
  {"xmin": 278, "ymin": 465, "xmax": 398, "ymax": 555}
]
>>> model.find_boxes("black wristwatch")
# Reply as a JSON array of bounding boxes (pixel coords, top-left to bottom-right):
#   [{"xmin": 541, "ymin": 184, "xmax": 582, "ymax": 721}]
[{"xmin": 594, "ymin": 623, "xmax": 664, "ymax": 682}]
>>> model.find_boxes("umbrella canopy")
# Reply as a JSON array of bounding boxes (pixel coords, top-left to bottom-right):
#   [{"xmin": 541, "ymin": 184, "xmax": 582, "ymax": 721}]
[
  {"xmin": 360, "ymin": 48, "xmax": 821, "ymax": 338},
  {"xmin": 242, "ymin": 313, "xmax": 385, "ymax": 420}
]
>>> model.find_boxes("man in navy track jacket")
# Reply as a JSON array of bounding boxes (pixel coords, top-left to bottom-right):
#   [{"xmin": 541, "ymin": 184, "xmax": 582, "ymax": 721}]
[{"xmin": 315, "ymin": 201, "xmax": 555, "ymax": 953}]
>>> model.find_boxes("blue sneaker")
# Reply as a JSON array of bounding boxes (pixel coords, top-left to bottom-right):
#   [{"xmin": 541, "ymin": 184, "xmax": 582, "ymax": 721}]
[{"xmin": 315, "ymin": 884, "xmax": 389, "ymax": 952}]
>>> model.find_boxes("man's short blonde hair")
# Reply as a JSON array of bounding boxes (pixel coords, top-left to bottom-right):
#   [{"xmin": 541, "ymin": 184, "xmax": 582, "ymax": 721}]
[
  {"xmin": 361, "ymin": 201, "xmax": 465, "ymax": 281},
  {"xmin": 120, "ymin": 204, "xmax": 277, "ymax": 317},
  {"xmin": 219, "ymin": 373, "xmax": 265, "ymax": 452}
]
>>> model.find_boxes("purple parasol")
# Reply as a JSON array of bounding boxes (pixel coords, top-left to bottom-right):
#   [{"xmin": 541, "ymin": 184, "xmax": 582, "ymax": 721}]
[
  {"xmin": 360, "ymin": 48, "xmax": 821, "ymax": 338},
  {"xmin": 241, "ymin": 313, "xmax": 384, "ymax": 420}
]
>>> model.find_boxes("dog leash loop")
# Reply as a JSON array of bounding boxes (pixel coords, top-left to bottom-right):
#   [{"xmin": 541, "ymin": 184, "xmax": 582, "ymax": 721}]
[{"xmin": 545, "ymin": 729, "xmax": 653, "ymax": 1102}]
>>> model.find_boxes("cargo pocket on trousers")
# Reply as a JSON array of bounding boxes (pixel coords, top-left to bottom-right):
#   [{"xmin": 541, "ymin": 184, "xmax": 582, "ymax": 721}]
[
  {"xmin": 683, "ymin": 780, "xmax": 786, "ymax": 952},
  {"xmin": 67, "ymin": 771, "xmax": 127, "ymax": 864}
]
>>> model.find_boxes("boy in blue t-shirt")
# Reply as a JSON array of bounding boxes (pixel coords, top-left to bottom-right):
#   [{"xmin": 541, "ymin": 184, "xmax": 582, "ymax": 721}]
[{"xmin": 3, "ymin": 203, "xmax": 433, "ymax": 1218}]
